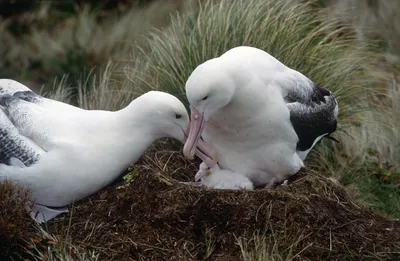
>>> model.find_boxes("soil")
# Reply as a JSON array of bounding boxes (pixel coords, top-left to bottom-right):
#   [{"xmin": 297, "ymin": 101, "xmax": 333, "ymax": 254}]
[{"xmin": 0, "ymin": 181, "xmax": 36, "ymax": 261}]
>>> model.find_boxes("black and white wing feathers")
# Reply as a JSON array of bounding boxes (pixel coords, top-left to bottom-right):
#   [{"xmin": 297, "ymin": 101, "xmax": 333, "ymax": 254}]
[
  {"xmin": 0, "ymin": 108, "xmax": 45, "ymax": 167},
  {"xmin": 285, "ymin": 82, "xmax": 338, "ymax": 159}
]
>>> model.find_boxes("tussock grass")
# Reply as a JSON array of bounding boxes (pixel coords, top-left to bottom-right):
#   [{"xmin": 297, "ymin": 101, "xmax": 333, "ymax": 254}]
[
  {"xmin": 322, "ymin": 0, "xmax": 400, "ymax": 169},
  {"xmin": 328, "ymin": 0, "xmax": 400, "ymax": 58},
  {"xmin": 0, "ymin": 0, "xmax": 187, "ymax": 92},
  {"xmin": 43, "ymin": 60, "xmax": 149, "ymax": 111},
  {"xmin": 313, "ymin": 1, "xmax": 400, "ymax": 211},
  {"xmin": 130, "ymin": 0, "xmax": 381, "ymax": 106},
  {"xmin": 315, "ymin": 0, "xmax": 400, "ymax": 159}
]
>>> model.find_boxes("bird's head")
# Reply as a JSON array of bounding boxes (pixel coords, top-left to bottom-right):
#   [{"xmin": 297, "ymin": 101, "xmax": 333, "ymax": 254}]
[{"xmin": 183, "ymin": 60, "xmax": 235, "ymax": 163}]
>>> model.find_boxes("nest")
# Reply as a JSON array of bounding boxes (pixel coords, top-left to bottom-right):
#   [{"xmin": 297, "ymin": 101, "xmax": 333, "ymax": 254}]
[
  {"xmin": 0, "ymin": 181, "xmax": 36, "ymax": 261},
  {"xmin": 2, "ymin": 148, "xmax": 400, "ymax": 260}
]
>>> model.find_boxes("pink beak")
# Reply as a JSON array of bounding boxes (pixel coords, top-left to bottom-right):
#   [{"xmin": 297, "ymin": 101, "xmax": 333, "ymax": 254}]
[{"xmin": 183, "ymin": 106, "xmax": 217, "ymax": 167}]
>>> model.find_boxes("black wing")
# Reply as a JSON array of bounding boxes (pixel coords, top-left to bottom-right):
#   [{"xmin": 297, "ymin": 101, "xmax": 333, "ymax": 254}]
[{"xmin": 285, "ymin": 84, "xmax": 338, "ymax": 153}]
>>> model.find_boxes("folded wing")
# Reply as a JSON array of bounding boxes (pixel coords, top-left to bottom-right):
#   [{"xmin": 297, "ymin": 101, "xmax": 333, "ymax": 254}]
[
  {"xmin": 285, "ymin": 81, "xmax": 338, "ymax": 160},
  {"xmin": 0, "ymin": 108, "xmax": 45, "ymax": 167}
]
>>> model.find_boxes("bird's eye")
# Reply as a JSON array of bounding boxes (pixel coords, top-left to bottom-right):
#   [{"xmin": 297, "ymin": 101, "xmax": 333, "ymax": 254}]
[
  {"xmin": 175, "ymin": 113, "xmax": 182, "ymax": 119},
  {"xmin": 202, "ymin": 95, "xmax": 208, "ymax": 101}
]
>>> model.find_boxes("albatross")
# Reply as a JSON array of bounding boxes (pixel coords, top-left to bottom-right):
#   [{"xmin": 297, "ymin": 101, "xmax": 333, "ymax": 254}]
[
  {"xmin": 0, "ymin": 79, "xmax": 215, "ymax": 222},
  {"xmin": 183, "ymin": 46, "xmax": 338, "ymax": 189}
]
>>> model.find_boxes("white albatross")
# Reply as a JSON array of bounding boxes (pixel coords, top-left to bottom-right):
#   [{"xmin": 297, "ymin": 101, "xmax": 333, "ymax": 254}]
[
  {"xmin": 183, "ymin": 46, "xmax": 339, "ymax": 189},
  {"xmin": 0, "ymin": 79, "xmax": 216, "ymax": 222}
]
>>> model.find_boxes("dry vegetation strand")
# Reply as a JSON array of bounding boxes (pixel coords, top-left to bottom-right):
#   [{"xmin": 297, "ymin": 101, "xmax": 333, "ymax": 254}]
[{"xmin": 45, "ymin": 149, "xmax": 400, "ymax": 261}]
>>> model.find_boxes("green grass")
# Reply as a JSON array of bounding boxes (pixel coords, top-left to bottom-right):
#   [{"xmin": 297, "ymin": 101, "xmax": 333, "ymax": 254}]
[
  {"xmin": 340, "ymin": 160, "xmax": 400, "ymax": 218},
  {"xmin": 354, "ymin": 175, "xmax": 400, "ymax": 218}
]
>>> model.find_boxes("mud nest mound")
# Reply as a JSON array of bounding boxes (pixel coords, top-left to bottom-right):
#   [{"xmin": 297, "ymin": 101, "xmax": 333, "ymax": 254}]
[
  {"xmin": 41, "ymin": 148, "xmax": 399, "ymax": 261},
  {"xmin": 0, "ymin": 181, "xmax": 36, "ymax": 261}
]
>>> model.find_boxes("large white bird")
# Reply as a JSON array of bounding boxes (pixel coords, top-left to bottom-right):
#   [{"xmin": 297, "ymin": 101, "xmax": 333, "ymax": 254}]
[
  {"xmin": 0, "ymin": 79, "xmax": 215, "ymax": 222},
  {"xmin": 183, "ymin": 46, "xmax": 338, "ymax": 189}
]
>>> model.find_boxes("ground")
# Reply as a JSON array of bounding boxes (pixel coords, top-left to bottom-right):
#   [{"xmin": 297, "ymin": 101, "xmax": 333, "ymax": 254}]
[{"xmin": 1, "ymin": 148, "xmax": 399, "ymax": 261}]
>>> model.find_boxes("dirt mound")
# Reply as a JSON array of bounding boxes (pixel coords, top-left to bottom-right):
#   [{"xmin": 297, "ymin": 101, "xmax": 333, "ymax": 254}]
[
  {"xmin": 0, "ymin": 181, "xmax": 36, "ymax": 261},
  {"xmin": 44, "ymin": 149, "xmax": 400, "ymax": 261}
]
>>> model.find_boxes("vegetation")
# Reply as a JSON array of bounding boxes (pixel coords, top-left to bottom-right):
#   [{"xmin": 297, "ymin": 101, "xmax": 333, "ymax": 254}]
[
  {"xmin": 0, "ymin": 0, "xmax": 399, "ymax": 260},
  {"xmin": 0, "ymin": 0, "xmax": 188, "ymax": 97}
]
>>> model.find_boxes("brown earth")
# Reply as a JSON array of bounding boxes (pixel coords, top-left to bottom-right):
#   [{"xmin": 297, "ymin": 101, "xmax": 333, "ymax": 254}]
[
  {"xmin": 0, "ymin": 181, "xmax": 36, "ymax": 261},
  {"xmin": 1, "ymin": 147, "xmax": 400, "ymax": 260}
]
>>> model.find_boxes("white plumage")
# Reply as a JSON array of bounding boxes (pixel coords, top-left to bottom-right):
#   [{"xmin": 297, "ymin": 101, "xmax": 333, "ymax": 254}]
[
  {"xmin": 0, "ymin": 79, "xmax": 215, "ymax": 222},
  {"xmin": 183, "ymin": 46, "xmax": 338, "ymax": 189},
  {"xmin": 194, "ymin": 162, "xmax": 254, "ymax": 190}
]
